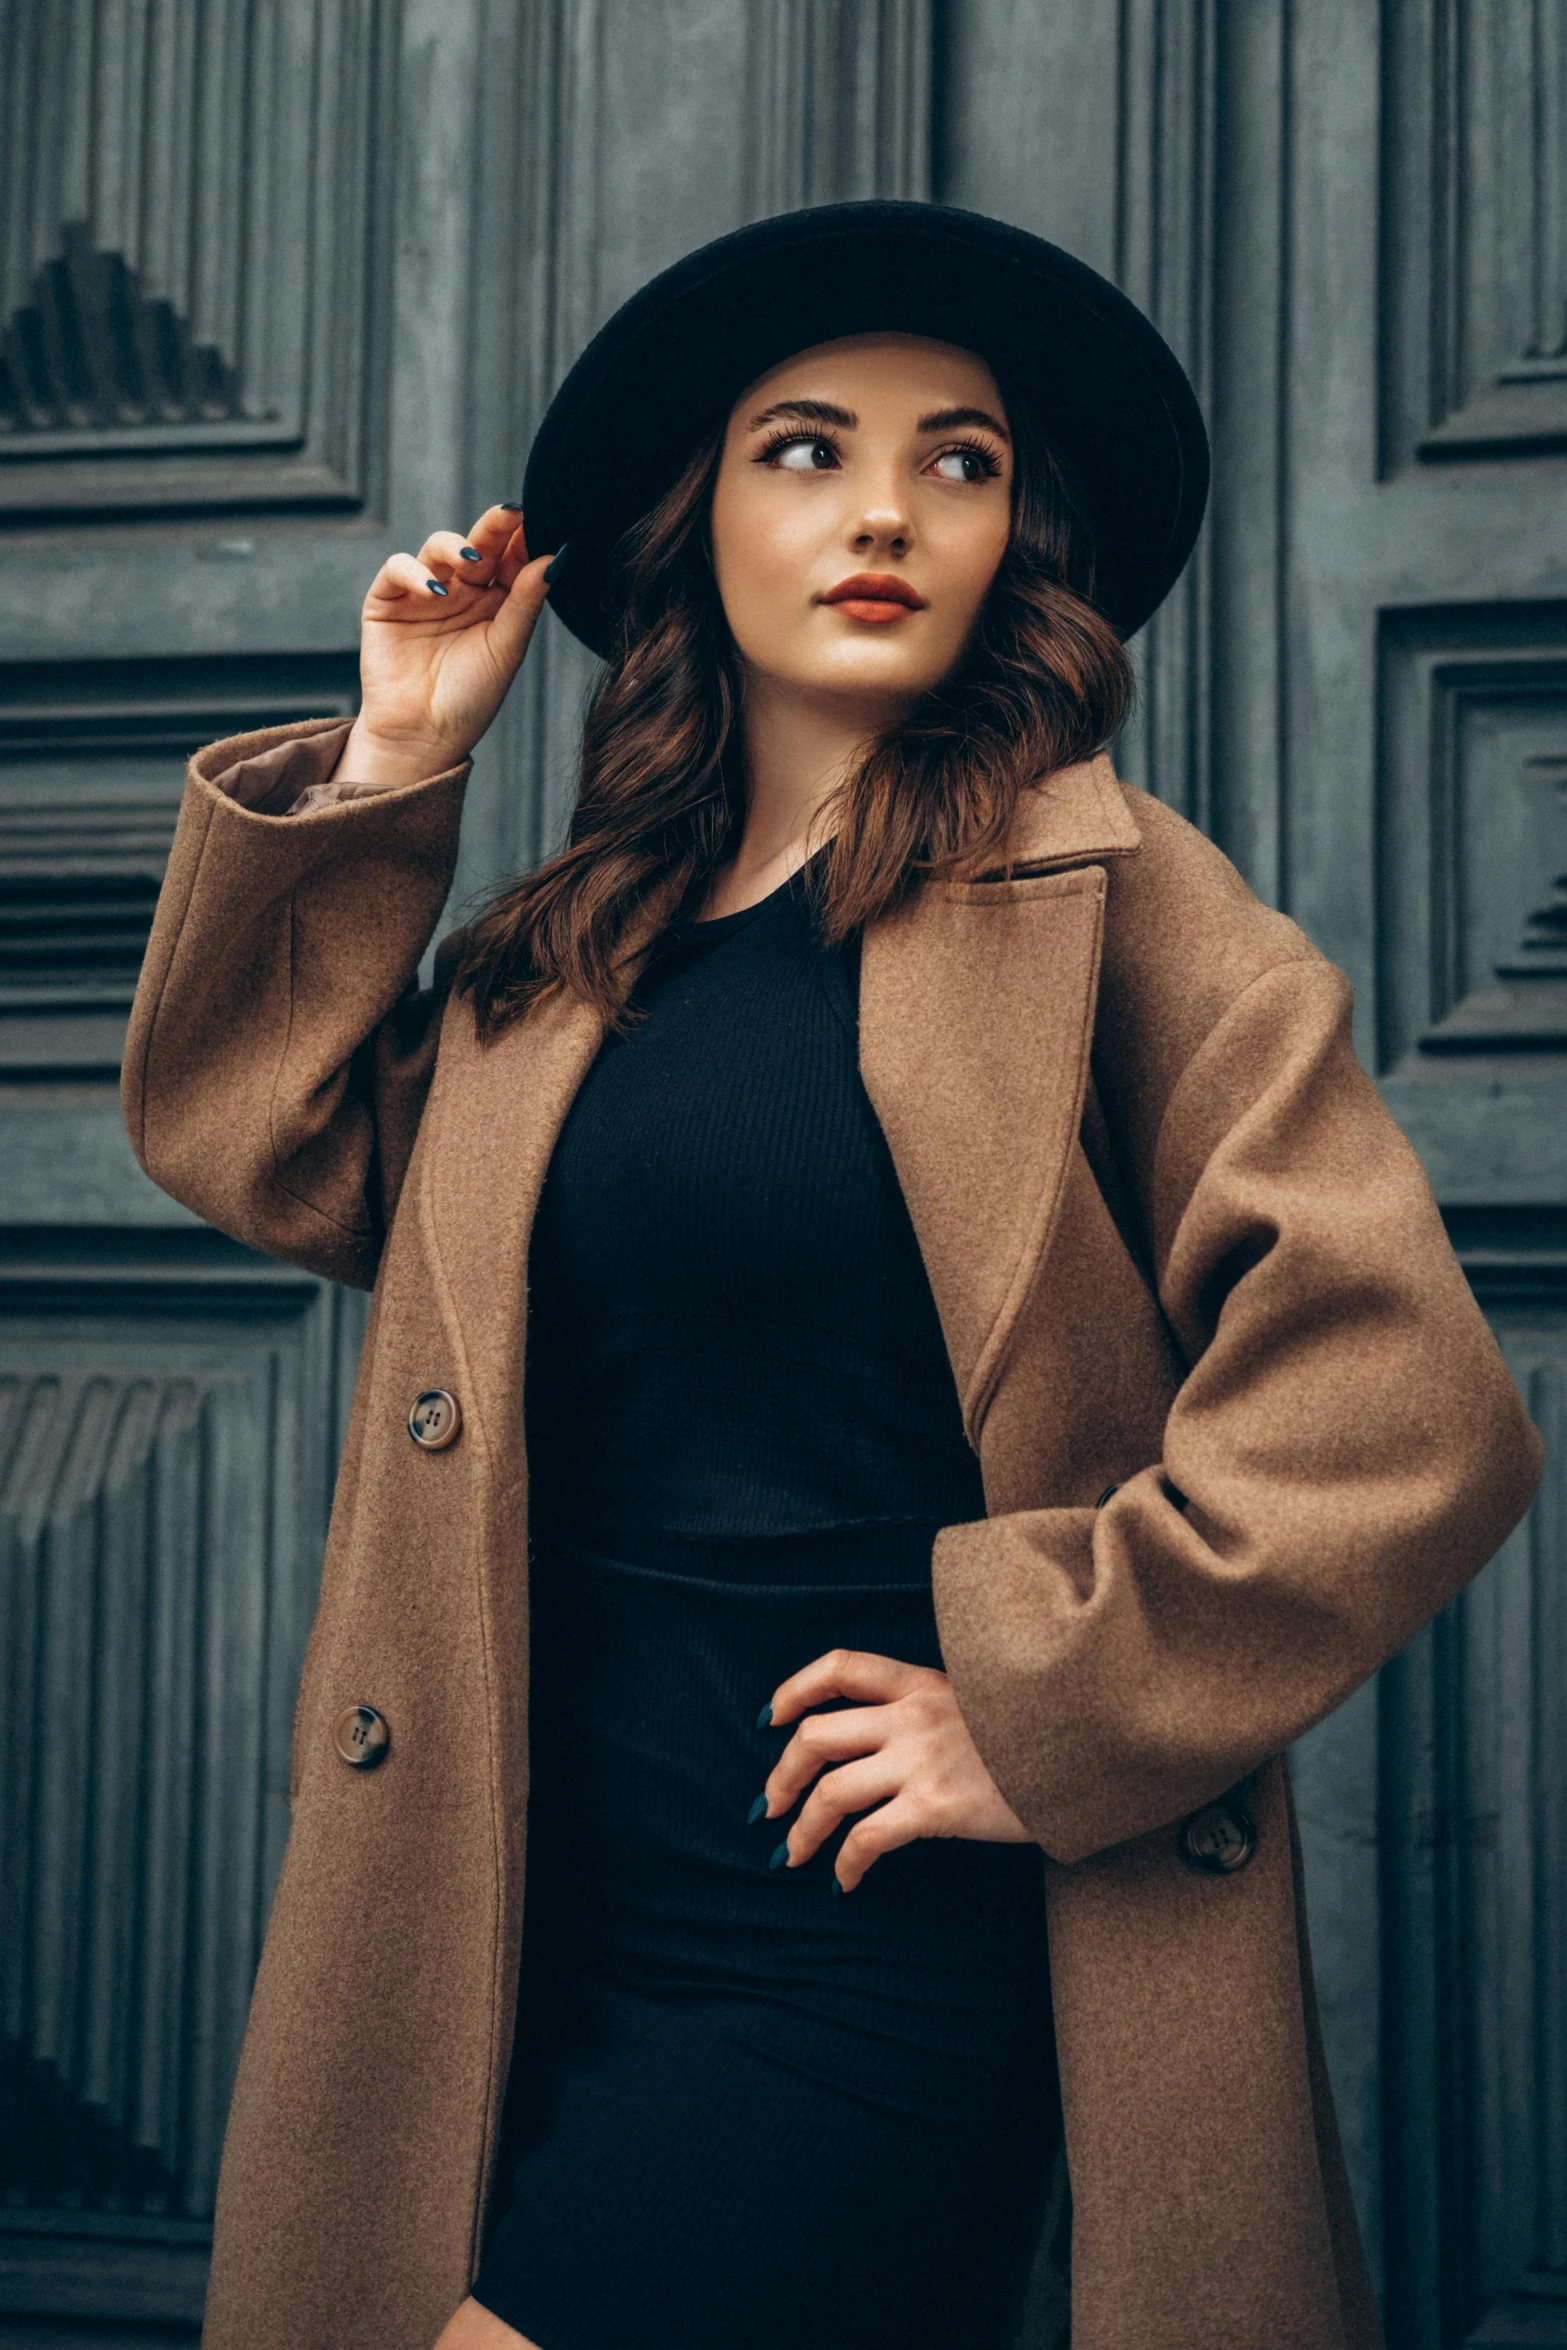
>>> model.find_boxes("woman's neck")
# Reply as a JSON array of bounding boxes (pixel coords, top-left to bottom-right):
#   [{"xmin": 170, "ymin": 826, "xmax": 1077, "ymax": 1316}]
[{"xmin": 699, "ymin": 672, "xmax": 910, "ymax": 920}]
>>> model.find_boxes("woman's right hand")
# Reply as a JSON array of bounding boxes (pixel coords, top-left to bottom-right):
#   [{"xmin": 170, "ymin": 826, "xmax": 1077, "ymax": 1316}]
[{"xmin": 332, "ymin": 505, "xmax": 556, "ymax": 789}]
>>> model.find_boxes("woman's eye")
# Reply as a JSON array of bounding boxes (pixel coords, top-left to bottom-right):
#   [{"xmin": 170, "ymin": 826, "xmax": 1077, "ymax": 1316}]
[
  {"xmin": 772, "ymin": 437, "xmax": 837, "ymax": 471},
  {"xmin": 930, "ymin": 447, "xmax": 994, "ymax": 483}
]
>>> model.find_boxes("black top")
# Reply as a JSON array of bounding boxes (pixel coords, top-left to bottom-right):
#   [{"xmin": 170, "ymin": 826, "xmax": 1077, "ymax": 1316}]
[
  {"xmin": 523, "ymin": 855, "xmax": 987, "ymax": 1559},
  {"xmin": 477, "ymin": 856, "xmax": 1056, "ymax": 2350}
]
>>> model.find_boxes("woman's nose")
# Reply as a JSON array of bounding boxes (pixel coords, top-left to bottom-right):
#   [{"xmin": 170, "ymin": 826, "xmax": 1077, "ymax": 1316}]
[{"xmin": 851, "ymin": 501, "xmax": 911, "ymax": 555}]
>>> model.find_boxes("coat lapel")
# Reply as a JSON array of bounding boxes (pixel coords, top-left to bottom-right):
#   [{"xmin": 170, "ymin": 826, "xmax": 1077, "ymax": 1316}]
[
  {"xmin": 422, "ymin": 982, "xmax": 603, "ymax": 1476},
  {"xmin": 420, "ymin": 889, "xmax": 675, "ymax": 1474},
  {"xmin": 858, "ymin": 753, "xmax": 1140, "ymax": 1445}
]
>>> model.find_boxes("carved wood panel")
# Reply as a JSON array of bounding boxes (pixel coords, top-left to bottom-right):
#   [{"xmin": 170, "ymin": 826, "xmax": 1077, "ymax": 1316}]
[
  {"xmin": 742, "ymin": 0, "xmax": 932, "ymax": 216},
  {"xmin": 0, "ymin": 1239, "xmax": 365, "ymax": 2332},
  {"xmin": 1377, "ymin": 609, "xmax": 1567, "ymax": 1067},
  {"xmin": 1380, "ymin": 1272, "xmax": 1567, "ymax": 2347},
  {"xmin": 0, "ymin": 0, "xmax": 395, "ymax": 517},
  {"xmin": 1383, "ymin": 0, "xmax": 1567, "ymax": 466}
]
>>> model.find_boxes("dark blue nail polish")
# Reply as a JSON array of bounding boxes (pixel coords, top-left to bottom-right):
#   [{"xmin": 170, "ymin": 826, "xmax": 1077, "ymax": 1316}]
[
  {"xmin": 747, "ymin": 1793, "xmax": 769, "ymax": 1825},
  {"xmin": 459, "ymin": 545, "xmax": 482, "ymax": 561},
  {"xmin": 755, "ymin": 1701, "xmax": 772, "ymax": 1729},
  {"xmin": 426, "ymin": 579, "xmax": 448, "ymax": 596},
  {"xmin": 500, "ymin": 502, "xmax": 524, "ymax": 511},
  {"xmin": 769, "ymin": 1841, "xmax": 791, "ymax": 1871},
  {"xmin": 544, "ymin": 543, "xmax": 568, "ymax": 582},
  {"xmin": 831, "ymin": 1875, "xmax": 846, "ymax": 1895}
]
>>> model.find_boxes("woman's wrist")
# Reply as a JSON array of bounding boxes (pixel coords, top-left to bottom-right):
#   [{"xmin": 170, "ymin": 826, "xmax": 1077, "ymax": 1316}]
[{"xmin": 329, "ymin": 717, "xmax": 472, "ymax": 790}]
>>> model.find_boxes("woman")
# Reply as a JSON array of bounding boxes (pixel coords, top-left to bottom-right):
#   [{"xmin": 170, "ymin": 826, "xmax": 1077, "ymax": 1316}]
[{"xmin": 123, "ymin": 203, "xmax": 1541, "ymax": 2350}]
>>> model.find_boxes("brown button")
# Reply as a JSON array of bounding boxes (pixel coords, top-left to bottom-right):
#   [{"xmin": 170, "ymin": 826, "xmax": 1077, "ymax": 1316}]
[
  {"xmin": 1178, "ymin": 1799, "xmax": 1256, "ymax": 1875},
  {"xmin": 334, "ymin": 1704, "xmax": 390, "ymax": 1769},
  {"xmin": 407, "ymin": 1388, "xmax": 461, "ymax": 1450}
]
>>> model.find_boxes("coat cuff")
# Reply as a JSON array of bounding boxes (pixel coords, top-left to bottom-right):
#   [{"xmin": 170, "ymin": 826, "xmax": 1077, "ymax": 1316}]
[{"xmin": 200, "ymin": 716, "xmax": 467, "ymax": 817}]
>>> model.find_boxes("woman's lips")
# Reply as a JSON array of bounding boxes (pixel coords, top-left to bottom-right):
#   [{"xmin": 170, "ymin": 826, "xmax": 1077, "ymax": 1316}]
[{"xmin": 819, "ymin": 574, "xmax": 926, "ymax": 625}]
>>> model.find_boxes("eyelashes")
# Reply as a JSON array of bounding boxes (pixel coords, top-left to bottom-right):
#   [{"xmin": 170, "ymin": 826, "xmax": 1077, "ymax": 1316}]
[
  {"xmin": 753, "ymin": 427, "xmax": 835, "ymax": 468},
  {"xmin": 928, "ymin": 441, "xmax": 1006, "ymax": 483},
  {"xmin": 751, "ymin": 426, "xmax": 1004, "ymax": 480}
]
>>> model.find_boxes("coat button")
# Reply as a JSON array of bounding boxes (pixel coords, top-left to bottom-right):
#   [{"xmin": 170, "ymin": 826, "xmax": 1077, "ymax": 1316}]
[
  {"xmin": 334, "ymin": 1704, "xmax": 390, "ymax": 1768},
  {"xmin": 407, "ymin": 1388, "xmax": 461, "ymax": 1449},
  {"xmin": 1178, "ymin": 1799, "xmax": 1256, "ymax": 1875}
]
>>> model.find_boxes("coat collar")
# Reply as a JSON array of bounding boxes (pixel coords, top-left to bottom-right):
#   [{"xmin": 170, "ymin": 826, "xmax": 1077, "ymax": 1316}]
[
  {"xmin": 976, "ymin": 749, "xmax": 1142, "ymax": 875},
  {"xmin": 422, "ymin": 753, "xmax": 1139, "ymax": 1473}
]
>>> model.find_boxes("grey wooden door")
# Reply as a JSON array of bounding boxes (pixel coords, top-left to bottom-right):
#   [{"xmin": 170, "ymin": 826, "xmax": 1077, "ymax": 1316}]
[{"xmin": 1, "ymin": 6, "xmax": 1560, "ymax": 2346}]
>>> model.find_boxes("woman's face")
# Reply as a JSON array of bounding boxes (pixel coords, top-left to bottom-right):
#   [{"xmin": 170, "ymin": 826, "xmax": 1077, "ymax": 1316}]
[{"xmin": 707, "ymin": 333, "xmax": 1013, "ymax": 714}]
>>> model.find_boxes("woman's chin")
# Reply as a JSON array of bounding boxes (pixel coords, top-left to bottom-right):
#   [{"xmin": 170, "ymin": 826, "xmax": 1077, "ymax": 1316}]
[{"xmin": 772, "ymin": 648, "xmax": 952, "ymax": 710}]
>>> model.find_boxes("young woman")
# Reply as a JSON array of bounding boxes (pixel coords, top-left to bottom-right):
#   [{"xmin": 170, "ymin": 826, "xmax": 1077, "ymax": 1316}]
[{"xmin": 124, "ymin": 203, "xmax": 1541, "ymax": 2350}]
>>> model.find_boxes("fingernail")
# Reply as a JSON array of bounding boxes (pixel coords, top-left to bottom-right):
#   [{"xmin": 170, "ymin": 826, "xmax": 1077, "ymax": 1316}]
[
  {"xmin": 755, "ymin": 1702, "xmax": 773, "ymax": 1729},
  {"xmin": 769, "ymin": 1841, "xmax": 791, "ymax": 1871},
  {"xmin": 544, "ymin": 543, "xmax": 568, "ymax": 582},
  {"xmin": 831, "ymin": 1875, "xmax": 847, "ymax": 1896},
  {"xmin": 747, "ymin": 1793, "xmax": 769, "ymax": 1825},
  {"xmin": 500, "ymin": 502, "xmax": 524, "ymax": 511},
  {"xmin": 459, "ymin": 545, "xmax": 482, "ymax": 562},
  {"xmin": 426, "ymin": 579, "xmax": 448, "ymax": 596}
]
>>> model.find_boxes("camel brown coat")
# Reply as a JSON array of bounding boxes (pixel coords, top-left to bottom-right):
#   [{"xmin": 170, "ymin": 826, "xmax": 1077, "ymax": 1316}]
[{"xmin": 124, "ymin": 715, "xmax": 1543, "ymax": 2350}]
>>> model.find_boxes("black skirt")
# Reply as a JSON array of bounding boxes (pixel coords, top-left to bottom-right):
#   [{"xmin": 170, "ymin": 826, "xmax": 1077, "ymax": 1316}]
[{"xmin": 470, "ymin": 1524, "xmax": 1060, "ymax": 2350}]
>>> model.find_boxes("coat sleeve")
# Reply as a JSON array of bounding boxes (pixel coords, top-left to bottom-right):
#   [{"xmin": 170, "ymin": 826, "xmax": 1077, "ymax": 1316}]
[
  {"xmin": 122, "ymin": 716, "xmax": 472, "ymax": 1290},
  {"xmin": 933, "ymin": 856, "xmax": 1546, "ymax": 1867}
]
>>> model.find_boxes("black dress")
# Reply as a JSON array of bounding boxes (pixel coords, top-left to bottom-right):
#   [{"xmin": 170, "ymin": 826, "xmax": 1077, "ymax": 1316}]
[{"xmin": 468, "ymin": 859, "xmax": 1059, "ymax": 2350}]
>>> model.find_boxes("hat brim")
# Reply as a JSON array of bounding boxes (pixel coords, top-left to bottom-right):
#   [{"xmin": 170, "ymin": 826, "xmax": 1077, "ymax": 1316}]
[{"xmin": 523, "ymin": 199, "xmax": 1209, "ymax": 658}]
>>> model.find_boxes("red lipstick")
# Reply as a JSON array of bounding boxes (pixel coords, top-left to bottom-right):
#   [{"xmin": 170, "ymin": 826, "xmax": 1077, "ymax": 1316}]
[{"xmin": 819, "ymin": 573, "xmax": 926, "ymax": 624}]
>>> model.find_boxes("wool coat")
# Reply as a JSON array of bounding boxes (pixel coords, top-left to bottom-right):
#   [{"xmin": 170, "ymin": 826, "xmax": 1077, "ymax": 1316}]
[{"xmin": 123, "ymin": 714, "xmax": 1543, "ymax": 2350}]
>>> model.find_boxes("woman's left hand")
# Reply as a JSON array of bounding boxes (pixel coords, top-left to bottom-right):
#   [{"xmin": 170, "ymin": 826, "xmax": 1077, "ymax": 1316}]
[{"xmin": 759, "ymin": 1650, "xmax": 1032, "ymax": 1891}]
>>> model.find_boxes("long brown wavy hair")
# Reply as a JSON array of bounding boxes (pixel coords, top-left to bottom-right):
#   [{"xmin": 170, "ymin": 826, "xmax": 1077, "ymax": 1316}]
[{"xmin": 452, "ymin": 376, "xmax": 1133, "ymax": 1038}]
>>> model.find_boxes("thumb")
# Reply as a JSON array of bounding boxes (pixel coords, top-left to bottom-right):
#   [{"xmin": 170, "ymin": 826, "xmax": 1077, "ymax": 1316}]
[{"xmin": 486, "ymin": 549, "xmax": 556, "ymax": 675}]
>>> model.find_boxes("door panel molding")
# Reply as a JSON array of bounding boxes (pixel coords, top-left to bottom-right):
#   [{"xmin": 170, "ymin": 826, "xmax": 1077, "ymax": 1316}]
[
  {"xmin": 1380, "ymin": 1247, "xmax": 1567, "ymax": 2346},
  {"xmin": 1376, "ymin": 605, "xmax": 1567, "ymax": 1068},
  {"xmin": 742, "ymin": 0, "xmax": 933, "ymax": 217},
  {"xmin": 0, "ymin": 0, "xmax": 397, "ymax": 519},
  {"xmin": 0, "ymin": 1234, "xmax": 364, "ymax": 2294},
  {"xmin": 1382, "ymin": 0, "xmax": 1567, "ymax": 469}
]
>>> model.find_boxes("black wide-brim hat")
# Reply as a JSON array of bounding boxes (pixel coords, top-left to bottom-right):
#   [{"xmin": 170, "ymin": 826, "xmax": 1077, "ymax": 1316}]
[{"xmin": 523, "ymin": 199, "xmax": 1209, "ymax": 659}]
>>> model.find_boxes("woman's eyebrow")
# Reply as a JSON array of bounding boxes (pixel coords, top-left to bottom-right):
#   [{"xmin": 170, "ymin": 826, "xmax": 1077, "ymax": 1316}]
[
  {"xmin": 917, "ymin": 404, "xmax": 1011, "ymax": 439},
  {"xmin": 743, "ymin": 397, "xmax": 1011, "ymax": 438},
  {"xmin": 746, "ymin": 397, "xmax": 857, "ymax": 430}
]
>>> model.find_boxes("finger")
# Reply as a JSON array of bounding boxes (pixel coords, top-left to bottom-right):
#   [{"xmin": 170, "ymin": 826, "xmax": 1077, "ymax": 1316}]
[
  {"xmin": 493, "ymin": 525, "xmax": 530, "ymax": 592},
  {"xmin": 787, "ymin": 1756, "xmax": 901, "ymax": 1866},
  {"xmin": 835, "ymin": 1794, "xmax": 927, "ymax": 1893},
  {"xmin": 482, "ymin": 549, "xmax": 555, "ymax": 673},
  {"xmin": 764, "ymin": 1703, "xmax": 892, "ymax": 1814},
  {"xmin": 364, "ymin": 548, "xmax": 453, "ymax": 611},
  {"xmin": 417, "ymin": 526, "xmax": 497, "ymax": 584},
  {"xmin": 451, "ymin": 505, "xmax": 526, "ymax": 585},
  {"xmin": 766, "ymin": 1648, "xmax": 928, "ymax": 1728},
  {"xmin": 466, "ymin": 503, "xmax": 528, "ymax": 563}
]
